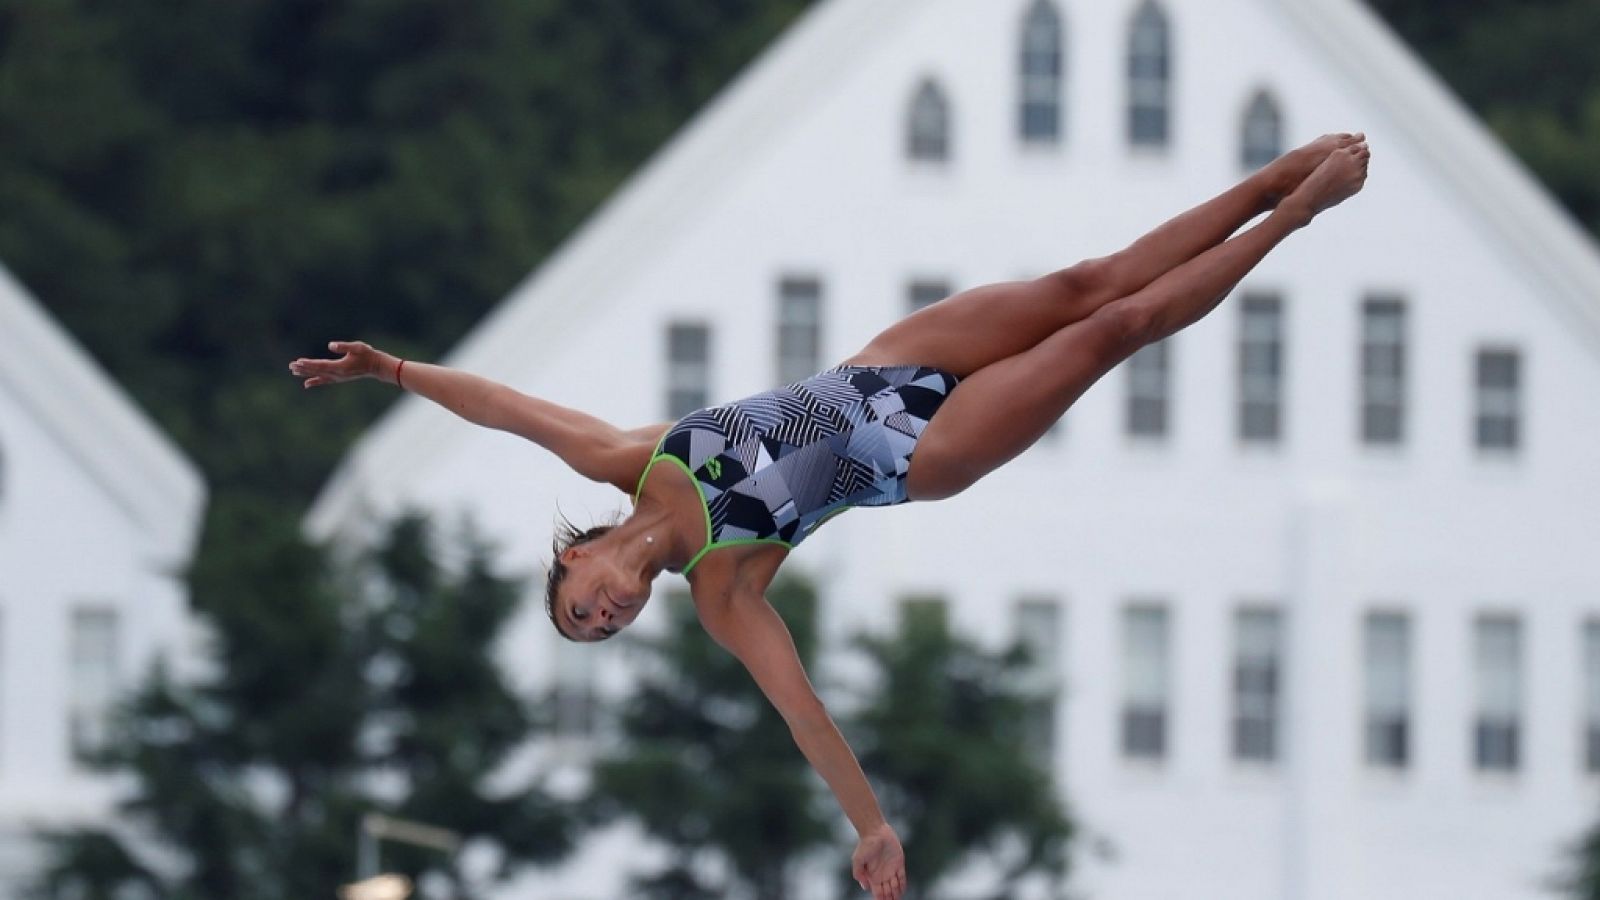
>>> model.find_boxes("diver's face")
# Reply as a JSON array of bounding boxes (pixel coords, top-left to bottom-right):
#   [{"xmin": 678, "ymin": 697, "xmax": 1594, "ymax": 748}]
[{"xmin": 557, "ymin": 544, "xmax": 648, "ymax": 642}]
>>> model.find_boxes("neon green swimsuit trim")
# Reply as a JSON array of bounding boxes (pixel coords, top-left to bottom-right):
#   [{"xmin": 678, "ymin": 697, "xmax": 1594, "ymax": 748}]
[{"xmin": 634, "ymin": 452, "xmax": 793, "ymax": 576}]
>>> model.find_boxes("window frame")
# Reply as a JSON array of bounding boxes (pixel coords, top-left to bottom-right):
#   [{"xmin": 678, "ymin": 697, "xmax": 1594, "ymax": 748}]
[
  {"xmin": 1126, "ymin": 339, "xmax": 1172, "ymax": 440},
  {"xmin": 1018, "ymin": 0, "xmax": 1065, "ymax": 145},
  {"xmin": 1231, "ymin": 605, "xmax": 1283, "ymax": 764},
  {"xmin": 1363, "ymin": 610, "xmax": 1412, "ymax": 770},
  {"xmin": 1472, "ymin": 612, "xmax": 1523, "ymax": 774},
  {"xmin": 665, "ymin": 320, "xmax": 712, "ymax": 420},
  {"xmin": 1237, "ymin": 292, "xmax": 1285, "ymax": 445},
  {"xmin": 1127, "ymin": 1, "xmax": 1173, "ymax": 150},
  {"xmin": 1359, "ymin": 296, "xmax": 1407, "ymax": 447},
  {"xmin": 1013, "ymin": 595, "xmax": 1064, "ymax": 773},
  {"xmin": 68, "ymin": 605, "xmax": 121, "ymax": 763},
  {"xmin": 1473, "ymin": 345, "xmax": 1522, "ymax": 454},
  {"xmin": 1121, "ymin": 601, "xmax": 1171, "ymax": 762},
  {"xmin": 776, "ymin": 276, "xmax": 824, "ymax": 385},
  {"xmin": 1240, "ymin": 89, "xmax": 1283, "ymax": 171},
  {"xmin": 907, "ymin": 79, "xmax": 953, "ymax": 163}
]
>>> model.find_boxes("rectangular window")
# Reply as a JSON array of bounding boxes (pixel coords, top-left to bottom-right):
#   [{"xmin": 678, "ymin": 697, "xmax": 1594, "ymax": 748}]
[
  {"xmin": 69, "ymin": 607, "xmax": 120, "ymax": 762},
  {"xmin": 900, "ymin": 594, "xmax": 948, "ymax": 635},
  {"xmin": 1019, "ymin": 11, "xmax": 1062, "ymax": 143},
  {"xmin": 1126, "ymin": 340, "xmax": 1171, "ymax": 439},
  {"xmin": 552, "ymin": 629, "xmax": 597, "ymax": 738},
  {"xmin": 666, "ymin": 322, "xmax": 711, "ymax": 419},
  {"xmin": 1363, "ymin": 611, "xmax": 1411, "ymax": 768},
  {"xmin": 1128, "ymin": 10, "xmax": 1171, "ymax": 148},
  {"xmin": 1586, "ymin": 621, "xmax": 1600, "ymax": 773},
  {"xmin": 1121, "ymin": 603, "xmax": 1169, "ymax": 761},
  {"xmin": 1232, "ymin": 607, "xmax": 1282, "ymax": 763},
  {"xmin": 1014, "ymin": 597, "xmax": 1063, "ymax": 771},
  {"xmin": 777, "ymin": 277, "xmax": 823, "ymax": 385},
  {"xmin": 907, "ymin": 279, "xmax": 952, "ymax": 315},
  {"xmin": 1475, "ymin": 348, "xmax": 1521, "ymax": 452},
  {"xmin": 1238, "ymin": 294, "xmax": 1285, "ymax": 443},
  {"xmin": 1474, "ymin": 615, "xmax": 1522, "ymax": 772},
  {"xmin": 1360, "ymin": 297, "xmax": 1407, "ymax": 445}
]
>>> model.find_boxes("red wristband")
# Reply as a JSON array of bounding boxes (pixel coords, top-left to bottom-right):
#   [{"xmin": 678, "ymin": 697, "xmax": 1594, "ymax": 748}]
[{"xmin": 395, "ymin": 358, "xmax": 407, "ymax": 390}]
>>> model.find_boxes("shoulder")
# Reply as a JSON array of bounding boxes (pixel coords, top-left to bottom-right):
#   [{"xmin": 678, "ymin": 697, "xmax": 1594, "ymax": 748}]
[{"xmin": 601, "ymin": 426, "xmax": 672, "ymax": 495}]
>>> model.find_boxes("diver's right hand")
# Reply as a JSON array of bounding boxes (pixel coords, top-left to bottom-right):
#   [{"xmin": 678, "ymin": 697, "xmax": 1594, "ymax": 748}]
[{"xmin": 289, "ymin": 340, "xmax": 398, "ymax": 389}]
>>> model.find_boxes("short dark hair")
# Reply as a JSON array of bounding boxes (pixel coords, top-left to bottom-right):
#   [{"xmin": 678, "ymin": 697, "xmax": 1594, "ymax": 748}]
[{"xmin": 544, "ymin": 511, "xmax": 619, "ymax": 642}]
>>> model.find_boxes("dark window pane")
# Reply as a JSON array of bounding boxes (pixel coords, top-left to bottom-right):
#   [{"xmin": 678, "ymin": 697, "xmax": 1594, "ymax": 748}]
[
  {"xmin": 1122, "ymin": 708, "xmax": 1166, "ymax": 759},
  {"xmin": 1020, "ymin": 0, "xmax": 1064, "ymax": 142},
  {"xmin": 908, "ymin": 80, "xmax": 951, "ymax": 162},
  {"xmin": 1127, "ymin": 2, "xmax": 1171, "ymax": 148},
  {"xmin": 1241, "ymin": 91, "xmax": 1282, "ymax": 170}
]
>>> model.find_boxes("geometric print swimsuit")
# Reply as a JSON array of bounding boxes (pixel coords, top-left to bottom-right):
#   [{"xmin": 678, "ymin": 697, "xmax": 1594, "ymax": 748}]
[{"xmin": 634, "ymin": 364, "xmax": 961, "ymax": 574}]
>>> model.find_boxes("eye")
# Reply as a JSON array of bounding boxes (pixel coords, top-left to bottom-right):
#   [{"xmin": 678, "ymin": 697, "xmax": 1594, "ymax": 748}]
[{"xmin": 572, "ymin": 605, "xmax": 589, "ymax": 621}]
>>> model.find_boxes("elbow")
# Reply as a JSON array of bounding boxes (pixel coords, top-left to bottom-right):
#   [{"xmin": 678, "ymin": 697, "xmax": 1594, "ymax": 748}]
[{"xmin": 784, "ymin": 698, "xmax": 833, "ymax": 738}]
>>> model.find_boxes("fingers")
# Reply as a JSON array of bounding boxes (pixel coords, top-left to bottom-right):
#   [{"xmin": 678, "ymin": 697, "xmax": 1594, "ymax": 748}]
[
  {"xmin": 870, "ymin": 872, "xmax": 905, "ymax": 900},
  {"xmin": 860, "ymin": 863, "xmax": 905, "ymax": 900}
]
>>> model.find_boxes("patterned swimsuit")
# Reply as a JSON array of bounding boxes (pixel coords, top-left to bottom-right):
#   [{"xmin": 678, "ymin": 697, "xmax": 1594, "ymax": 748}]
[{"xmin": 634, "ymin": 365, "xmax": 961, "ymax": 574}]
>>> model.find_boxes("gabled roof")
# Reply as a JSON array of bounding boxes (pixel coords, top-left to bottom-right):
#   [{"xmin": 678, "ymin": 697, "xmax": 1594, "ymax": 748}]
[
  {"xmin": 308, "ymin": 0, "xmax": 1600, "ymax": 538},
  {"xmin": 0, "ymin": 263, "xmax": 206, "ymax": 569}
]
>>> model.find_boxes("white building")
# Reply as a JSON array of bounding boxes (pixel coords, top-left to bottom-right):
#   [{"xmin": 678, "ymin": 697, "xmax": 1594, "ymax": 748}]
[
  {"xmin": 308, "ymin": 0, "xmax": 1600, "ymax": 897},
  {"xmin": 0, "ymin": 265, "xmax": 207, "ymax": 894}
]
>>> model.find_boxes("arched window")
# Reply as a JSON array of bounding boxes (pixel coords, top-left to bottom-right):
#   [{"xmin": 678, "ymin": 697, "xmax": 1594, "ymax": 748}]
[
  {"xmin": 1241, "ymin": 90, "xmax": 1282, "ymax": 170},
  {"xmin": 1127, "ymin": 1, "xmax": 1172, "ymax": 148},
  {"xmin": 907, "ymin": 79, "xmax": 951, "ymax": 163},
  {"xmin": 1019, "ymin": 0, "xmax": 1064, "ymax": 144}
]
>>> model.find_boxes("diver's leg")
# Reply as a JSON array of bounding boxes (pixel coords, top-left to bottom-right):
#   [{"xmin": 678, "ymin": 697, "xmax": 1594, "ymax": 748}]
[
  {"xmin": 905, "ymin": 143, "xmax": 1370, "ymax": 500},
  {"xmin": 843, "ymin": 134, "xmax": 1360, "ymax": 378}
]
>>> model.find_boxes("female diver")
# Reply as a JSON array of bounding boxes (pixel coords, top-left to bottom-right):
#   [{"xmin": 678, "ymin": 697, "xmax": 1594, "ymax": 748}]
[{"xmin": 292, "ymin": 134, "xmax": 1369, "ymax": 900}]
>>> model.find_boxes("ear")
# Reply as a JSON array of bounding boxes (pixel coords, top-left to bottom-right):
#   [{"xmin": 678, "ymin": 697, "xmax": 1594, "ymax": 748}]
[{"xmin": 561, "ymin": 544, "xmax": 590, "ymax": 565}]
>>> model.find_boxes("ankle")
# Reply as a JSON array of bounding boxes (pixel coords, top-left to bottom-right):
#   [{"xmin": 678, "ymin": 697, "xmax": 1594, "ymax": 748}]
[{"xmin": 1270, "ymin": 201, "xmax": 1313, "ymax": 231}]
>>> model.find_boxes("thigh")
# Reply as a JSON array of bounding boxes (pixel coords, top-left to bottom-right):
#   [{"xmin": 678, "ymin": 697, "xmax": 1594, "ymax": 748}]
[
  {"xmin": 904, "ymin": 311, "xmax": 1137, "ymax": 501},
  {"xmin": 842, "ymin": 267, "xmax": 1113, "ymax": 378}
]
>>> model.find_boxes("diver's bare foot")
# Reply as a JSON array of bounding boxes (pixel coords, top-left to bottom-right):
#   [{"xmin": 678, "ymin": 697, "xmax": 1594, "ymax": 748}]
[
  {"xmin": 1278, "ymin": 141, "xmax": 1370, "ymax": 228},
  {"xmin": 1258, "ymin": 132, "xmax": 1364, "ymax": 209}
]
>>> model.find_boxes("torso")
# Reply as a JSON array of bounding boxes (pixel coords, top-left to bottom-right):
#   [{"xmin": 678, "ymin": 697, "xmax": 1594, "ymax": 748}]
[{"xmin": 631, "ymin": 364, "xmax": 961, "ymax": 590}]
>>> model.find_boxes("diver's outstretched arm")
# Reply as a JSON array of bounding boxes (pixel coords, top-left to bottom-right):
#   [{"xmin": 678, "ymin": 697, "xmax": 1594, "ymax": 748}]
[
  {"xmin": 290, "ymin": 340, "xmax": 654, "ymax": 490},
  {"xmin": 696, "ymin": 583, "xmax": 908, "ymax": 900}
]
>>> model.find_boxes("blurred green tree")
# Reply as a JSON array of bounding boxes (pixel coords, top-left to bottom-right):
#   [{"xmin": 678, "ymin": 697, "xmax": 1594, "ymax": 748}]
[
  {"xmin": 0, "ymin": 0, "xmax": 818, "ymax": 503},
  {"xmin": 1366, "ymin": 0, "xmax": 1600, "ymax": 233},
  {"xmin": 1563, "ymin": 821, "xmax": 1600, "ymax": 900},
  {"xmin": 588, "ymin": 577, "xmax": 834, "ymax": 900},
  {"xmin": 844, "ymin": 604, "xmax": 1074, "ymax": 900},
  {"xmin": 29, "ymin": 514, "xmax": 572, "ymax": 900}
]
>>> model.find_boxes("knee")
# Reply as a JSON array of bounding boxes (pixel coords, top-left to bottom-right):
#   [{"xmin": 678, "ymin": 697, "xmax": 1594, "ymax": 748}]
[
  {"xmin": 1087, "ymin": 298, "xmax": 1160, "ymax": 356},
  {"xmin": 1045, "ymin": 256, "xmax": 1124, "ymax": 306}
]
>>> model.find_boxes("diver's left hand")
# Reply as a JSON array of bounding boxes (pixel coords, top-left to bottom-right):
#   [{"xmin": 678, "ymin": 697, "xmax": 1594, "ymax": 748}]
[{"xmin": 851, "ymin": 822, "xmax": 906, "ymax": 900}]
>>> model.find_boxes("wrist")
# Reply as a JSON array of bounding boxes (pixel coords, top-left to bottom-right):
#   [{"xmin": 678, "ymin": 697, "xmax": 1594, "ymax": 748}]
[
  {"xmin": 378, "ymin": 353, "xmax": 402, "ymax": 386},
  {"xmin": 855, "ymin": 817, "xmax": 892, "ymax": 839}
]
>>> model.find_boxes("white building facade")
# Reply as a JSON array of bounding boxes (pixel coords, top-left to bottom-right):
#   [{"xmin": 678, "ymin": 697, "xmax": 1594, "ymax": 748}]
[
  {"xmin": 310, "ymin": 0, "xmax": 1600, "ymax": 897},
  {"xmin": 0, "ymin": 266, "xmax": 206, "ymax": 895}
]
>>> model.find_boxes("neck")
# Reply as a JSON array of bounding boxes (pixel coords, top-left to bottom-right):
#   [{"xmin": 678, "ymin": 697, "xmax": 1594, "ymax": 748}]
[{"xmin": 610, "ymin": 502, "xmax": 692, "ymax": 580}]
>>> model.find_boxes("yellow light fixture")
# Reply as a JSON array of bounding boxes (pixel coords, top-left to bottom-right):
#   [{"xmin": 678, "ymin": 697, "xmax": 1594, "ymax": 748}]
[{"xmin": 337, "ymin": 873, "xmax": 413, "ymax": 900}]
